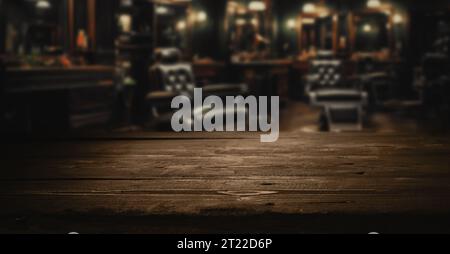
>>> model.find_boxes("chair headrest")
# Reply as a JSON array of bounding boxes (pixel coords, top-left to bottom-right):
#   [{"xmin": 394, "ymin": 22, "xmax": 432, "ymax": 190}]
[
  {"xmin": 311, "ymin": 59, "xmax": 342, "ymax": 67},
  {"xmin": 423, "ymin": 53, "xmax": 450, "ymax": 79},
  {"xmin": 154, "ymin": 48, "xmax": 182, "ymax": 64},
  {"xmin": 316, "ymin": 50, "xmax": 335, "ymax": 60}
]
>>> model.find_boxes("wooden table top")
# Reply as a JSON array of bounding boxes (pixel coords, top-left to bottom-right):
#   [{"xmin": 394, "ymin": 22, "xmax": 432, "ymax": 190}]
[
  {"xmin": 1, "ymin": 132, "xmax": 450, "ymax": 233},
  {"xmin": 5, "ymin": 65, "xmax": 115, "ymax": 93},
  {"xmin": 6, "ymin": 65, "xmax": 115, "ymax": 74}
]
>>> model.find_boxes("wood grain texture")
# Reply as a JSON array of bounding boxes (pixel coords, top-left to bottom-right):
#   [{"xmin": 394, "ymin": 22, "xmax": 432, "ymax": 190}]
[{"xmin": 1, "ymin": 132, "xmax": 449, "ymax": 218}]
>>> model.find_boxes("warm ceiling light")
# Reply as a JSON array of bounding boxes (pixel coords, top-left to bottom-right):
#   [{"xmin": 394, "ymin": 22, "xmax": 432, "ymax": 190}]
[
  {"xmin": 367, "ymin": 0, "xmax": 381, "ymax": 8},
  {"xmin": 36, "ymin": 0, "xmax": 51, "ymax": 9},
  {"xmin": 393, "ymin": 14, "xmax": 404, "ymax": 24},
  {"xmin": 156, "ymin": 6, "xmax": 170, "ymax": 15},
  {"xmin": 121, "ymin": 0, "xmax": 133, "ymax": 7},
  {"xmin": 303, "ymin": 3, "xmax": 317, "ymax": 14},
  {"xmin": 196, "ymin": 11, "xmax": 207, "ymax": 22},
  {"xmin": 249, "ymin": 1, "xmax": 266, "ymax": 12}
]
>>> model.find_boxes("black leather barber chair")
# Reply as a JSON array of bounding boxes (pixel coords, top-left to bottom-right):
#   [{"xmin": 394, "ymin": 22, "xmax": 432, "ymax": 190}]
[
  {"xmin": 305, "ymin": 51, "xmax": 368, "ymax": 132},
  {"xmin": 147, "ymin": 48, "xmax": 248, "ymax": 128},
  {"xmin": 412, "ymin": 23, "xmax": 450, "ymax": 129},
  {"xmin": 357, "ymin": 57, "xmax": 395, "ymax": 110},
  {"xmin": 416, "ymin": 53, "xmax": 450, "ymax": 116}
]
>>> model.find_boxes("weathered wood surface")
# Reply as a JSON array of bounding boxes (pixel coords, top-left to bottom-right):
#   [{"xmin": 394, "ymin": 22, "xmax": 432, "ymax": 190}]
[
  {"xmin": 0, "ymin": 132, "xmax": 450, "ymax": 233},
  {"xmin": 1, "ymin": 132, "xmax": 450, "ymax": 232}
]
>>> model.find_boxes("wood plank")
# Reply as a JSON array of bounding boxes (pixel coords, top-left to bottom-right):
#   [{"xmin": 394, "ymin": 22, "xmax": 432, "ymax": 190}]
[{"xmin": 1, "ymin": 132, "xmax": 449, "ymax": 220}]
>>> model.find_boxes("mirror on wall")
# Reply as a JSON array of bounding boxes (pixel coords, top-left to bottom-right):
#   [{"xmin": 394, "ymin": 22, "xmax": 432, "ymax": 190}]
[
  {"xmin": 3, "ymin": 0, "xmax": 65, "ymax": 56},
  {"xmin": 296, "ymin": 2, "xmax": 338, "ymax": 60},
  {"xmin": 353, "ymin": 12, "xmax": 390, "ymax": 54},
  {"xmin": 153, "ymin": 1, "xmax": 191, "ymax": 53},
  {"xmin": 226, "ymin": 0, "xmax": 272, "ymax": 62},
  {"xmin": 349, "ymin": 4, "xmax": 407, "ymax": 61}
]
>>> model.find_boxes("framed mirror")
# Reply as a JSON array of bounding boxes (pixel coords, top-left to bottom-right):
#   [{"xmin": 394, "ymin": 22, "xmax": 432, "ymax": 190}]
[
  {"xmin": 352, "ymin": 11, "xmax": 391, "ymax": 55},
  {"xmin": 2, "ymin": 0, "xmax": 66, "ymax": 56},
  {"xmin": 348, "ymin": 4, "xmax": 408, "ymax": 61},
  {"xmin": 153, "ymin": 0, "xmax": 192, "ymax": 54},
  {"xmin": 297, "ymin": 3, "xmax": 338, "ymax": 60},
  {"xmin": 226, "ymin": 0, "xmax": 273, "ymax": 61}
]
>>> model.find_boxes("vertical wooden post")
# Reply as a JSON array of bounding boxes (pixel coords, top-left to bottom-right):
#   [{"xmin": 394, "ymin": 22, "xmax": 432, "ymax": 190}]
[
  {"xmin": 68, "ymin": 0, "xmax": 75, "ymax": 52},
  {"xmin": 387, "ymin": 7, "xmax": 394, "ymax": 58},
  {"xmin": 297, "ymin": 15, "xmax": 303, "ymax": 54},
  {"xmin": 332, "ymin": 13, "xmax": 338, "ymax": 54},
  {"xmin": 87, "ymin": 0, "xmax": 96, "ymax": 51},
  {"xmin": 186, "ymin": 3, "xmax": 194, "ymax": 58},
  {"xmin": 0, "ymin": 0, "xmax": 5, "ymax": 54},
  {"xmin": 348, "ymin": 13, "xmax": 355, "ymax": 54}
]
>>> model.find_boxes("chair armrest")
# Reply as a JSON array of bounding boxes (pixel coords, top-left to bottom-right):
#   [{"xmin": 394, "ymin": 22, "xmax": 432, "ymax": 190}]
[
  {"xmin": 146, "ymin": 91, "xmax": 179, "ymax": 101},
  {"xmin": 203, "ymin": 83, "xmax": 249, "ymax": 95}
]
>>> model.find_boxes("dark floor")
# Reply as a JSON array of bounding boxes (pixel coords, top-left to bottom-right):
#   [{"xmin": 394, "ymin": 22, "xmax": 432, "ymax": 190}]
[{"xmin": 1, "ymin": 103, "xmax": 450, "ymax": 234}]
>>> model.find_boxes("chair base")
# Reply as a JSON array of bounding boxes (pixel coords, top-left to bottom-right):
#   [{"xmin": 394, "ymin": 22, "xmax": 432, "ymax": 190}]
[
  {"xmin": 309, "ymin": 89, "xmax": 368, "ymax": 132},
  {"xmin": 322, "ymin": 105, "xmax": 364, "ymax": 132}
]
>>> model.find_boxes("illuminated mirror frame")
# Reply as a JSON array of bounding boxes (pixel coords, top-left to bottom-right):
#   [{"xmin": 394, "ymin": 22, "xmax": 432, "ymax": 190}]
[
  {"xmin": 225, "ymin": 0, "xmax": 273, "ymax": 60},
  {"xmin": 297, "ymin": 2, "xmax": 339, "ymax": 58},
  {"xmin": 152, "ymin": 0, "xmax": 194, "ymax": 57}
]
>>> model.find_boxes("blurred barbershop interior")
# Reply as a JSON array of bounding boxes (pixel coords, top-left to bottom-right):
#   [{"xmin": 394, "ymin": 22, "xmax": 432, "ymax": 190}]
[{"xmin": 1, "ymin": 0, "xmax": 450, "ymax": 135}]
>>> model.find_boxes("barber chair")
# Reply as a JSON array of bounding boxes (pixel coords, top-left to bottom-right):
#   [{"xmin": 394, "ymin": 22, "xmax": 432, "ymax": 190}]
[
  {"xmin": 417, "ymin": 53, "xmax": 450, "ymax": 116},
  {"xmin": 305, "ymin": 51, "xmax": 368, "ymax": 132},
  {"xmin": 146, "ymin": 48, "xmax": 248, "ymax": 128},
  {"xmin": 357, "ymin": 58, "xmax": 395, "ymax": 110}
]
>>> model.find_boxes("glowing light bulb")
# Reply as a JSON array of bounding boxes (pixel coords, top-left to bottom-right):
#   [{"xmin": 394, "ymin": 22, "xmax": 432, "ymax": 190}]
[
  {"xmin": 363, "ymin": 24, "xmax": 373, "ymax": 33},
  {"xmin": 393, "ymin": 14, "xmax": 404, "ymax": 24},
  {"xmin": 36, "ymin": 0, "xmax": 51, "ymax": 9},
  {"xmin": 236, "ymin": 18, "xmax": 246, "ymax": 26},
  {"xmin": 249, "ymin": 1, "xmax": 266, "ymax": 12},
  {"xmin": 286, "ymin": 19, "xmax": 296, "ymax": 29},
  {"xmin": 367, "ymin": 0, "xmax": 381, "ymax": 8},
  {"xmin": 177, "ymin": 20, "xmax": 187, "ymax": 31},
  {"xmin": 197, "ymin": 11, "xmax": 207, "ymax": 22},
  {"xmin": 303, "ymin": 3, "xmax": 316, "ymax": 13},
  {"xmin": 156, "ymin": 6, "xmax": 169, "ymax": 15}
]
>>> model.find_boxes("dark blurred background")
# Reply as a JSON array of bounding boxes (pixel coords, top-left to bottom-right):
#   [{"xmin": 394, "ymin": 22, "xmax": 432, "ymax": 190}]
[{"xmin": 0, "ymin": 0, "xmax": 449, "ymax": 136}]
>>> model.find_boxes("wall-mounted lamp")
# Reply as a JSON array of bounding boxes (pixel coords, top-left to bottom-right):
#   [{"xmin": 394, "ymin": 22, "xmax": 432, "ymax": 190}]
[
  {"xmin": 177, "ymin": 20, "xmax": 187, "ymax": 31},
  {"xmin": 156, "ymin": 6, "xmax": 170, "ymax": 15},
  {"xmin": 286, "ymin": 19, "xmax": 296, "ymax": 29},
  {"xmin": 119, "ymin": 14, "xmax": 132, "ymax": 33},
  {"xmin": 393, "ymin": 14, "xmax": 404, "ymax": 24},
  {"xmin": 197, "ymin": 11, "xmax": 207, "ymax": 22},
  {"xmin": 333, "ymin": 15, "xmax": 338, "ymax": 22},
  {"xmin": 236, "ymin": 18, "xmax": 246, "ymax": 26},
  {"xmin": 249, "ymin": 1, "xmax": 266, "ymax": 12},
  {"xmin": 319, "ymin": 11, "xmax": 329, "ymax": 18},
  {"xmin": 367, "ymin": 0, "xmax": 381, "ymax": 8},
  {"xmin": 196, "ymin": 11, "xmax": 207, "ymax": 22},
  {"xmin": 36, "ymin": 0, "xmax": 51, "ymax": 9},
  {"xmin": 251, "ymin": 18, "xmax": 259, "ymax": 26},
  {"xmin": 121, "ymin": 0, "xmax": 133, "ymax": 7},
  {"xmin": 363, "ymin": 24, "xmax": 373, "ymax": 33},
  {"xmin": 302, "ymin": 18, "xmax": 315, "ymax": 25},
  {"xmin": 303, "ymin": 3, "xmax": 317, "ymax": 14}
]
